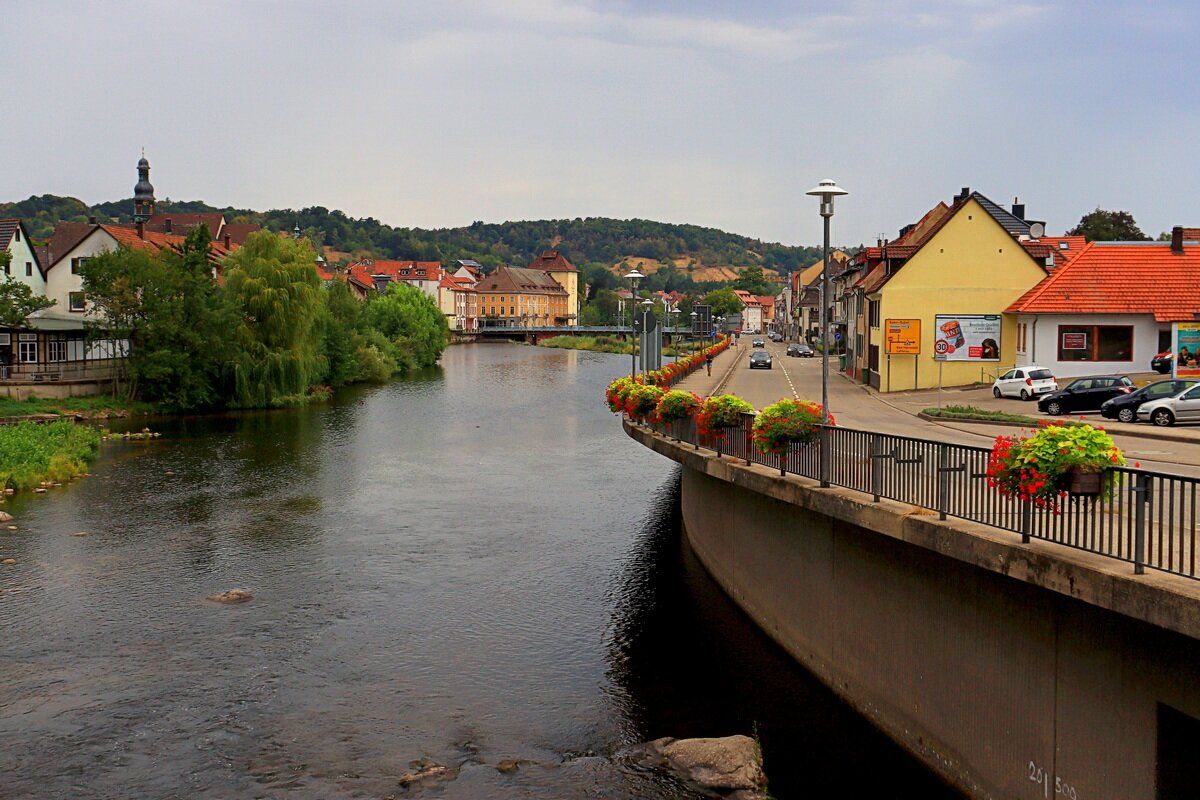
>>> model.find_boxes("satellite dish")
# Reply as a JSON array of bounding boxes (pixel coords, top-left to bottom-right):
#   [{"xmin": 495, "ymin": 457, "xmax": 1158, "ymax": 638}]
[{"xmin": 1029, "ymin": 222, "xmax": 1045, "ymax": 239}]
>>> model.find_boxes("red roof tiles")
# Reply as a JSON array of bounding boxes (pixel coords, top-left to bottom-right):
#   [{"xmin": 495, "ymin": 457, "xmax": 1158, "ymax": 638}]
[{"xmin": 1007, "ymin": 241, "xmax": 1200, "ymax": 321}]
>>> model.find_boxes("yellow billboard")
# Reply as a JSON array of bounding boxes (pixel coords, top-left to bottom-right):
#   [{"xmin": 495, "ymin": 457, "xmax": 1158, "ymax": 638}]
[{"xmin": 885, "ymin": 319, "xmax": 921, "ymax": 355}]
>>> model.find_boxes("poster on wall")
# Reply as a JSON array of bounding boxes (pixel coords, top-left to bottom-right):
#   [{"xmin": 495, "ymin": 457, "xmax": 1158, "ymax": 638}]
[
  {"xmin": 933, "ymin": 314, "xmax": 1001, "ymax": 361},
  {"xmin": 1061, "ymin": 332, "xmax": 1088, "ymax": 351},
  {"xmin": 1173, "ymin": 323, "xmax": 1200, "ymax": 378}
]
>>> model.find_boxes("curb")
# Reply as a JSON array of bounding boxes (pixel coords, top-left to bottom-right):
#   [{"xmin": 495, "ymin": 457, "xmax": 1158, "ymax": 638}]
[
  {"xmin": 916, "ymin": 412, "xmax": 1200, "ymax": 446},
  {"xmin": 709, "ymin": 343, "xmax": 743, "ymax": 397}
]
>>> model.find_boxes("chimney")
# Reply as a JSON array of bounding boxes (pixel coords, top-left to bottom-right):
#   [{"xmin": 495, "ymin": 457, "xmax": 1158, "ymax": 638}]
[
  {"xmin": 164, "ymin": 217, "xmax": 173, "ymax": 233},
  {"xmin": 1011, "ymin": 198, "xmax": 1025, "ymax": 220},
  {"xmin": 137, "ymin": 220, "xmax": 144, "ymax": 238},
  {"xmin": 224, "ymin": 233, "xmax": 231, "ymax": 249},
  {"xmin": 955, "ymin": 186, "xmax": 970, "ymax": 202},
  {"xmin": 1172, "ymin": 226, "xmax": 1184, "ymax": 255}
]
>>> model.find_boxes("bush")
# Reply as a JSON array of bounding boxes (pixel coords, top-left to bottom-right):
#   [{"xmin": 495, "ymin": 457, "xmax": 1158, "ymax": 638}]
[
  {"xmin": 987, "ymin": 423, "xmax": 1125, "ymax": 509},
  {"xmin": 655, "ymin": 390, "xmax": 702, "ymax": 423},
  {"xmin": 696, "ymin": 394, "xmax": 754, "ymax": 438},
  {"xmin": 0, "ymin": 421, "xmax": 102, "ymax": 491}
]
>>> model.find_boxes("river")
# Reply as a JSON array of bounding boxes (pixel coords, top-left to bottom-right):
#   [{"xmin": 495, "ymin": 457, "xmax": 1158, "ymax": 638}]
[{"xmin": 0, "ymin": 343, "xmax": 957, "ymax": 799}]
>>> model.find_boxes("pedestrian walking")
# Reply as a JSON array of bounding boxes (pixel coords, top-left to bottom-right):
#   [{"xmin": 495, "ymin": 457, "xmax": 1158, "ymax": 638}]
[{"xmin": 705, "ymin": 352, "xmax": 713, "ymax": 376}]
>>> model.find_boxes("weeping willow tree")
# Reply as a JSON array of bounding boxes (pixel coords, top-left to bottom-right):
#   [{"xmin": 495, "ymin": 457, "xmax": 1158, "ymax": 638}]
[{"xmin": 222, "ymin": 232, "xmax": 326, "ymax": 407}]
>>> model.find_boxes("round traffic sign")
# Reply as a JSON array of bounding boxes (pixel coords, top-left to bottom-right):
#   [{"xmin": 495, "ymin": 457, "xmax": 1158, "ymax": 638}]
[{"xmin": 934, "ymin": 339, "xmax": 949, "ymax": 355}]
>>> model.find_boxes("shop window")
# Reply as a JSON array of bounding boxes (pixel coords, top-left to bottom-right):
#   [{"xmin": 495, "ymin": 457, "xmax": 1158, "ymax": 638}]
[{"xmin": 1057, "ymin": 325, "xmax": 1132, "ymax": 362}]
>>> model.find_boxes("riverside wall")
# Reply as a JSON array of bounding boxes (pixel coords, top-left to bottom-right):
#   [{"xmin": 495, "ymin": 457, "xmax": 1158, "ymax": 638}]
[{"xmin": 625, "ymin": 420, "xmax": 1200, "ymax": 799}]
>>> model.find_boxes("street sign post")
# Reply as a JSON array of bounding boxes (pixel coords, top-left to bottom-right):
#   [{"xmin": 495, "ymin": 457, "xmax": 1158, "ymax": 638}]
[{"xmin": 885, "ymin": 319, "xmax": 921, "ymax": 391}]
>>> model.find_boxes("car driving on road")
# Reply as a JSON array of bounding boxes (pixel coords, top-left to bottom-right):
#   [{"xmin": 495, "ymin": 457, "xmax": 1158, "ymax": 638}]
[
  {"xmin": 787, "ymin": 344, "xmax": 814, "ymax": 358},
  {"xmin": 992, "ymin": 366, "xmax": 1057, "ymax": 400},
  {"xmin": 752, "ymin": 338, "xmax": 765, "ymax": 348},
  {"xmin": 1037, "ymin": 375, "xmax": 1135, "ymax": 415},
  {"xmin": 1101, "ymin": 378, "xmax": 1197, "ymax": 423},
  {"xmin": 1137, "ymin": 383, "xmax": 1200, "ymax": 426},
  {"xmin": 748, "ymin": 350, "xmax": 773, "ymax": 369}
]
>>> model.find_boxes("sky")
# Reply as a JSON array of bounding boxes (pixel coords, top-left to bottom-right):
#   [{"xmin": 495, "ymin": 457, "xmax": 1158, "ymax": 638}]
[{"xmin": 3, "ymin": 1, "xmax": 1198, "ymax": 247}]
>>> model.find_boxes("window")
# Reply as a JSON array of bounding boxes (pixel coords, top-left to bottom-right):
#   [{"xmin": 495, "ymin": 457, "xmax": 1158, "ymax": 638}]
[
  {"xmin": 71, "ymin": 257, "xmax": 89, "ymax": 274},
  {"xmin": 1017, "ymin": 323, "xmax": 1027, "ymax": 354},
  {"xmin": 48, "ymin": 339, "xmax": 66, "ymax": 363},
  {"xmin": 510, "ymin": 306, "xmax": 515, "ymax": 315},
  {"xmin": 26, "ymin": 262, "xmax": 32, "ymax": 277},
  {"xmin": 18, "ymin": 339, "xmax": 37, "ymax": 363},
  {"xmin": 867, "ymin": 300, "xmax": 880, "ymax": 328},
  {"xmin": 2, "ymin": 260, "xmax": 8, "ymax": 275},
  {"xmin": 69, "ymin": 292, "xmax": 86, "ymax": 312},
  {"xmin": 1057, "ymin": 324, "xmax": 1132, "ymax": 362},
  {"xmin": 13, "ymin": 227, "xmax": 19, "ymax": 242}
]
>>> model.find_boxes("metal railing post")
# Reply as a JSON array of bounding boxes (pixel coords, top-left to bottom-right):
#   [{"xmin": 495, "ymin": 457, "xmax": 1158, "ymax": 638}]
[
  {"xmin": 819, "ymin": 425, "xmax": 831, "ymax": 488},
  {"xmin": 870, "ymin": 434, "xmax": 881, "ymax": 502},
  {"xmin": 1134, "ymin": 472, "xmax": 1151, "ymax": 575},
  {"xmin": 937, "ymin": 443, "xmax": 949, "ymax": 520},
  {"xmin": 1021, "ymin": 500, "xmax": 1032, "ymax": 544}
]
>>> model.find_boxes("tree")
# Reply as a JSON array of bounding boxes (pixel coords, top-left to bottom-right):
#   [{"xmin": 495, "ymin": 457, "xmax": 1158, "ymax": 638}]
[
  {"xmin": 732, "ymin": 264, "xmax": 772, "ymax": 296},
  {"xmin": 362, "ymin": 282, "xmax": 448, "ymax": 369},
  {"xmin": 222, "ymin": 231, "xmax": 326, "ymax": 407},
  {"xmin": 0, "ymin": 252, "xmax": 55, "ymax": 327},
  {"xmin": 1066, "ymin": 208, "xmax": 1150, "ymax": 242},
  {"xmin": 702, "ymin": 288, "xmax": 743, "ymax": 318}
]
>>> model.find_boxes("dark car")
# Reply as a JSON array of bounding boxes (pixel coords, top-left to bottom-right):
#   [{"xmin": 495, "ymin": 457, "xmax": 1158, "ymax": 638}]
[
  {"xmin": 1151, "ymin": 351, "xmax": 1174, "ymax": 374},
  {"xmin": 748, "ymin": 350, "xmax": 773, "ymax": 369},
  {"xmin": 1101, "ymin": 379, "xmax": 1197, "ymax": 423},
  {"xmin": 1038, "ymin": 375, "xmax": 1135, "ymax": 415},
  {"xmin": 786, "ymin": 344, "xmax": 814, "ymax": 358},
  {"xmin": 752, "ymin": 338, "xmax": 766, "ymax": 348}
]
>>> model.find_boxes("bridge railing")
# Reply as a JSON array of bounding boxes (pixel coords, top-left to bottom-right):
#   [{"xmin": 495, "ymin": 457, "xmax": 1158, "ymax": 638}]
[{"xmin": 651, "ymin": 414, "xmax": 1200, "ymax": 581}]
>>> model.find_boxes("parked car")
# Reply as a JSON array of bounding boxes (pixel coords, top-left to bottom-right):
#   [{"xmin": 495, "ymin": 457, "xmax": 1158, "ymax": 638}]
[
  {"xmin": 748, "ymin": 350, "xmax": 773, "ymax": 369},
  {"xmin": 992, "ymin": 366, "xmax": 1057, "ymax": 400},
  {"xmin": 768, "ymin": 331, "xmax": 782, "ymax": 342},
  {"xmin": 787, "ymin": 344, "xmax": 814, "ymax": 358},
  {"xmin": 1137, "ymin": 383, "xmax": 1200, "ymax": 426},
  {"xmin": 1151, "ymin": 351, "xmax": 1174, "ymax": 374},
  {"xmin": 752, "ymin": 338, "xmax": 766, "ymax": 348},
  {"xmin": 1101, "ymin": 379, "xmax": 1198, "ymax": 423},
  {"xmin": 1038, "ymin": 375, "xmax": 1135, "ymax": 415}
]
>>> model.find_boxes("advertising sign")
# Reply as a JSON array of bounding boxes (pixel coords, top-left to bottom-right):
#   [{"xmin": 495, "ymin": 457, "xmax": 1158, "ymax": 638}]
[
  {"xmin": 1173, "ymin": 323, "xmax": 1200, "ymax": 378},
  {"xmin": 885, "ymin": 319, "xmax": 921, "ymax": 355},
  {"xmin": 1061, "ymin": 332, "xmax": 1088, "ymax": 350},
  {"xmin": 933, "ymin": 314, "xmax": 1001, "ymax": 361}
]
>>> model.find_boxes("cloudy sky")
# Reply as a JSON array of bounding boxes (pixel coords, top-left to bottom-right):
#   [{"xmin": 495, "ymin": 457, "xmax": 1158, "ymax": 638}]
[{"xmin": 4, "ymin": 1, "xmax": 1197, "ymax": 246}]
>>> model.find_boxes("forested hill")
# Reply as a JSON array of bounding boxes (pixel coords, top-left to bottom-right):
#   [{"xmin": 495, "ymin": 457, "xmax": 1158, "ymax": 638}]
[{"xmin": 2, "ymin": 194, "xmax": 820, "ymax": 276}]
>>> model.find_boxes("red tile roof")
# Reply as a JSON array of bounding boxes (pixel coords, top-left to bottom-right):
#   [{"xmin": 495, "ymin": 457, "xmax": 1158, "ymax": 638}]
[
  {"xmin": 1007, "ymin": 241, "xmax": 1200, "ymax": 321},
  {"xmin": 529, "ymin": 250, "xmax": 577, "ymax": 272},
  {"xmin": 348, "ymin": 259, "xmax": 443, "ymax": 283}
]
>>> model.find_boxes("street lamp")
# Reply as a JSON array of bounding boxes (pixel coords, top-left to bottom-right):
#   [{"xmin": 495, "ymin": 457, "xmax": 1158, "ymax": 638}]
[
  {"xmin": 625, "ymin": 269, "xmax": 644, "ymax": 379},
  {"xmin": 689, "ymin": 310, "xmax": 698, "ymax": 355},
  {"xmin": 805, "ymin": 179, "xmax": 848, "ymax": 425}
]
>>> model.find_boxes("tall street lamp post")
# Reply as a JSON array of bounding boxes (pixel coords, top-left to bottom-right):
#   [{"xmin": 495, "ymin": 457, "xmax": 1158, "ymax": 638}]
[
  {"xmin": 625, "ymin": 269, "xmax": 644, "ymax": 379},
  {"xmin": 690, "ymin": 310, "xmax": 698, "ymax": 355},
  {"xmin": 640, "ymin": 297, "xmax": 653, "ymax": 376},
  {"xmin": 805, "ymin": 179, "xmax": 848, "ymax": 425}
]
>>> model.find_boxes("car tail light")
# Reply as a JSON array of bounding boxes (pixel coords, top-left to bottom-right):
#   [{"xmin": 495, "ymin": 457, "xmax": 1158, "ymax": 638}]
[{"xmin": 1025, "ymin": 377, "xmax": 1033, "ymax": 385}]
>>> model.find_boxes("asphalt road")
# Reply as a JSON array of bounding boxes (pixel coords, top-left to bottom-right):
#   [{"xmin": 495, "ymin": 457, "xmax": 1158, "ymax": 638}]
[{"xmin": 722, "ymin": 340, "xmax": 1200, "ymax": 477}]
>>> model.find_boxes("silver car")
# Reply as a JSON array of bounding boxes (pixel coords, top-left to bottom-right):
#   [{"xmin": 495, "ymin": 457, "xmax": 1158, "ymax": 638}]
[{"xmin": 1137, "ymin": 384, "xmax": 1200, "ymax": 426}]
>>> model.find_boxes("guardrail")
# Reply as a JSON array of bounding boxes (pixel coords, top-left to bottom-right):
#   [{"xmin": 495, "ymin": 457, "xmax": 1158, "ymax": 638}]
[{"xmin": 652, "ymin": 412, "xmax": 1199, "ymax": 580}]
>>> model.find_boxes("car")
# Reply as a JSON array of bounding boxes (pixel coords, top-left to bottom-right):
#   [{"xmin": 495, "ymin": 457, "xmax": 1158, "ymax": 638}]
[
  {"xmin": 1151, "ymin": 351, "xmax": 1174, "ymax": 374},
  {"xmin": 1101, "ymin": 379, "xmax": 1198, "ymax": 423},
  {"xmin": 752, "ymin": 338, "xmax": 766, "ymax": 348},
  {"xmin": 768, "ymin": 332, "xmax": 783, "ymax": 342},
  {"xmin": 749, "ymin": 350, "xmax": 773, "ymax": 369},
  {"xmin": 992, "ymin": 366, "xmax": 1057, "ymax": 400},
  {"xmin": 787, "ymin": 344, "xmax": 814, "ymax": 358},
  {"xmin": 1037, "ymin": 375, "xmax": 1135, "ymax": 415},
  {"xmin": 1137, "ymin": 383, "xmax": 1200, "ymax": 426}
]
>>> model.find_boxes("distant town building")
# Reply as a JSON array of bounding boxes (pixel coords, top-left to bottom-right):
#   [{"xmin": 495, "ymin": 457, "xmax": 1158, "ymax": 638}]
[
  {"xmin": 527, "ymin": 250, "xmax": 579, "ymax": 326},
  {"xmin": 475, "ymin": 266, "xmax": 569, "ymax": 328}
]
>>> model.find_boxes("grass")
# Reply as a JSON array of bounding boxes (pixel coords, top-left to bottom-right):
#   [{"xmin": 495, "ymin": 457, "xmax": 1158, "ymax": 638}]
[
  {"xmin": 921, "ymin": 405, "xmax": 1045, "ymax": 424},
  {"xmin": 538, "ymin": 335, "xmax": 689, "ymax": 356},
  {"xmin": 0, "ymin": 395, "xmax": 156, "ymax": 420},
  {"xmin": 0, "ymin": 420, "xmax": 103, "ymax": 491}
]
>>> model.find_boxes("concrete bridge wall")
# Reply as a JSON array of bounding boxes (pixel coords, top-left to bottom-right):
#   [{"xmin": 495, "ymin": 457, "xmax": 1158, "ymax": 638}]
[{"xmin": 627, "ymin": 422, "xmax": 1200, "ymax": 799}]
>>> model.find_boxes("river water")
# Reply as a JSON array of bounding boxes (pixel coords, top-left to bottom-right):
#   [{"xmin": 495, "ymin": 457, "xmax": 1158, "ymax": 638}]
[{"xmin": 0, "ymin": 344, "xmax": 957, "ymax": 799}]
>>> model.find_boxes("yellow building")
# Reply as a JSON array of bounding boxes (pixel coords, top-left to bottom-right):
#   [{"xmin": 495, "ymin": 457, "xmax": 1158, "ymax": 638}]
[
  {"xmin": 528, "ymin": 251, "xmax": 579, "ymax": 325},
  {"xmin": 476, "ymin": 266, "xmax": 570, "ymax": 328},
  {"xmin": 865, "ymin": 190, "xmax": 1049, "ymax": 391}
]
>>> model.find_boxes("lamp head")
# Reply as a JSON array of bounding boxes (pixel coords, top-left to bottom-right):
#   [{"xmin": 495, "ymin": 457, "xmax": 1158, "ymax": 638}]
[
  {"xmin": 624, "ymin": 269, "xmax": 644, "ymax": 283},
  {"xmin": 805, "ymin": 179, "xmax": 848, "ymax": 199}
]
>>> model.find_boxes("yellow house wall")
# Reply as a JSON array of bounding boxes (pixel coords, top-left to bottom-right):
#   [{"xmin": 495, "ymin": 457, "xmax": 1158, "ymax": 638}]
[
  {"xmin": 547, "ymin": 271, "xmax": 579, "ymax": 325},
  {"xmin": 876, "ymin": 198, "xmax": 1047, "ymax": 391}
]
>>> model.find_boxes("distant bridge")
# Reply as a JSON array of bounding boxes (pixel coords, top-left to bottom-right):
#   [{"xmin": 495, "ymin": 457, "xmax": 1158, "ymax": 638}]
[{"xmin": 467, "ymin": 325, "xmax": 720, "ymax": 343}]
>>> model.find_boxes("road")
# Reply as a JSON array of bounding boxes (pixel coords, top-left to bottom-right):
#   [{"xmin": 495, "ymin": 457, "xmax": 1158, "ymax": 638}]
[{"xmin": 718, "ymin": 339, "xmax": 1200, "ymax": 477}]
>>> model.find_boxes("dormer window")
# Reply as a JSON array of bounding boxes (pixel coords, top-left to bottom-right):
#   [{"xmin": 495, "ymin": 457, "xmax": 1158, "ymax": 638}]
[{"xmin": 1059, "ymin": 241, "xmax": 1069, "ymax": 250}]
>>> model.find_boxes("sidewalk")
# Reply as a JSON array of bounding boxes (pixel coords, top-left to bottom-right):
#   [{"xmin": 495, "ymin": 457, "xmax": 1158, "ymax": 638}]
[{"xmin": 673, "ymin": 338, "xmax": 747, "ymax": 398}]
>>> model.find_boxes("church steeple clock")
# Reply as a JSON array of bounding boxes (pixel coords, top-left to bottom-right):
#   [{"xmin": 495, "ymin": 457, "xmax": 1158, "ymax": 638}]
[{"xmin": 133, "ymin": 153, "xmax": 155, "ymax": 223}]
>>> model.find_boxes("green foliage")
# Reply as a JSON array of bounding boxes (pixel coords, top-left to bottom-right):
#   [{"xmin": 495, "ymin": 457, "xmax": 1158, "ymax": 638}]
[
  {"xmin": 222, "ymin": 231, "xmax": 326, "ymax": 407},
  {"xmin": 0, "ymin": 195, "xmax": 92, "ymax": 240},
  {"xmin": 0, "ymin": 420, "xmax": 101, "ymax": 491},
  {"xmin": 362, "ymin": 282, "xmax": 448, "ymax": 369},
  {"xmin": 752, "ymin": 399, "xmax": 828, "ymax": 455},
  {"xmin": 732, "ymin": 264, "xmax": 772, "ymax": 296},
  {"xmin": 702, "ymin": 288, "xmax": 744, "ymax": 317},
  {"xmin": 922, "ymin": 405, "xmax": 1043, "ymax": 424},
  {"xmin": 1066, "ymin": 208, "xmax": 1150, "ymax": 242},
  {"xmin": 0, "ymin": 252, "xmax": 56, "ymax": 326},
  {"xmin": 655, "ymin": 389, "xmax": 701, "ymax": 423},
  {"xmin": 696, "ymin": 394, "xmax": 755, "ymax": 437},
  {"xmin": 81, "ymin": 227, "xmax": 239, "ymax": 408},
  {"xmin": 987, "ymin": 423, "xmax": 1125, "ymax": 507}
]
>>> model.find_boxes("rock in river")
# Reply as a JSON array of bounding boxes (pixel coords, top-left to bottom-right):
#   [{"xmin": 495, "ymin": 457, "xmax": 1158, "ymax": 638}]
[
  {"xmin": 2, "ymin": 558, "xmax": 16, "ymax": 566},
  {"xmin": 631, "ymin": 735, "xmax": 768, "ymax": 799},
  {"xmin": 0, "ymin": 511, "xmax": 12, "ymax": 523},
  {"xmin": 206, "ymin": 589, "xmax": 253, "ymax": 604}
]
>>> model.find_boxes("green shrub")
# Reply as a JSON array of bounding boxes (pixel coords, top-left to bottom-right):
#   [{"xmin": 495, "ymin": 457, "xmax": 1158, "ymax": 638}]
[{"xmin": 0, "ymin": 421, "xmax": 102, "ymax": 491}]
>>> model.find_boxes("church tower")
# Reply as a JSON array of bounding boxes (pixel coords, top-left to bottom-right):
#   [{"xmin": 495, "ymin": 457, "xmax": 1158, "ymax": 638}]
[{"xmin": 133, "ymin": 154, "xmax": 155, "ymax": 222}]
